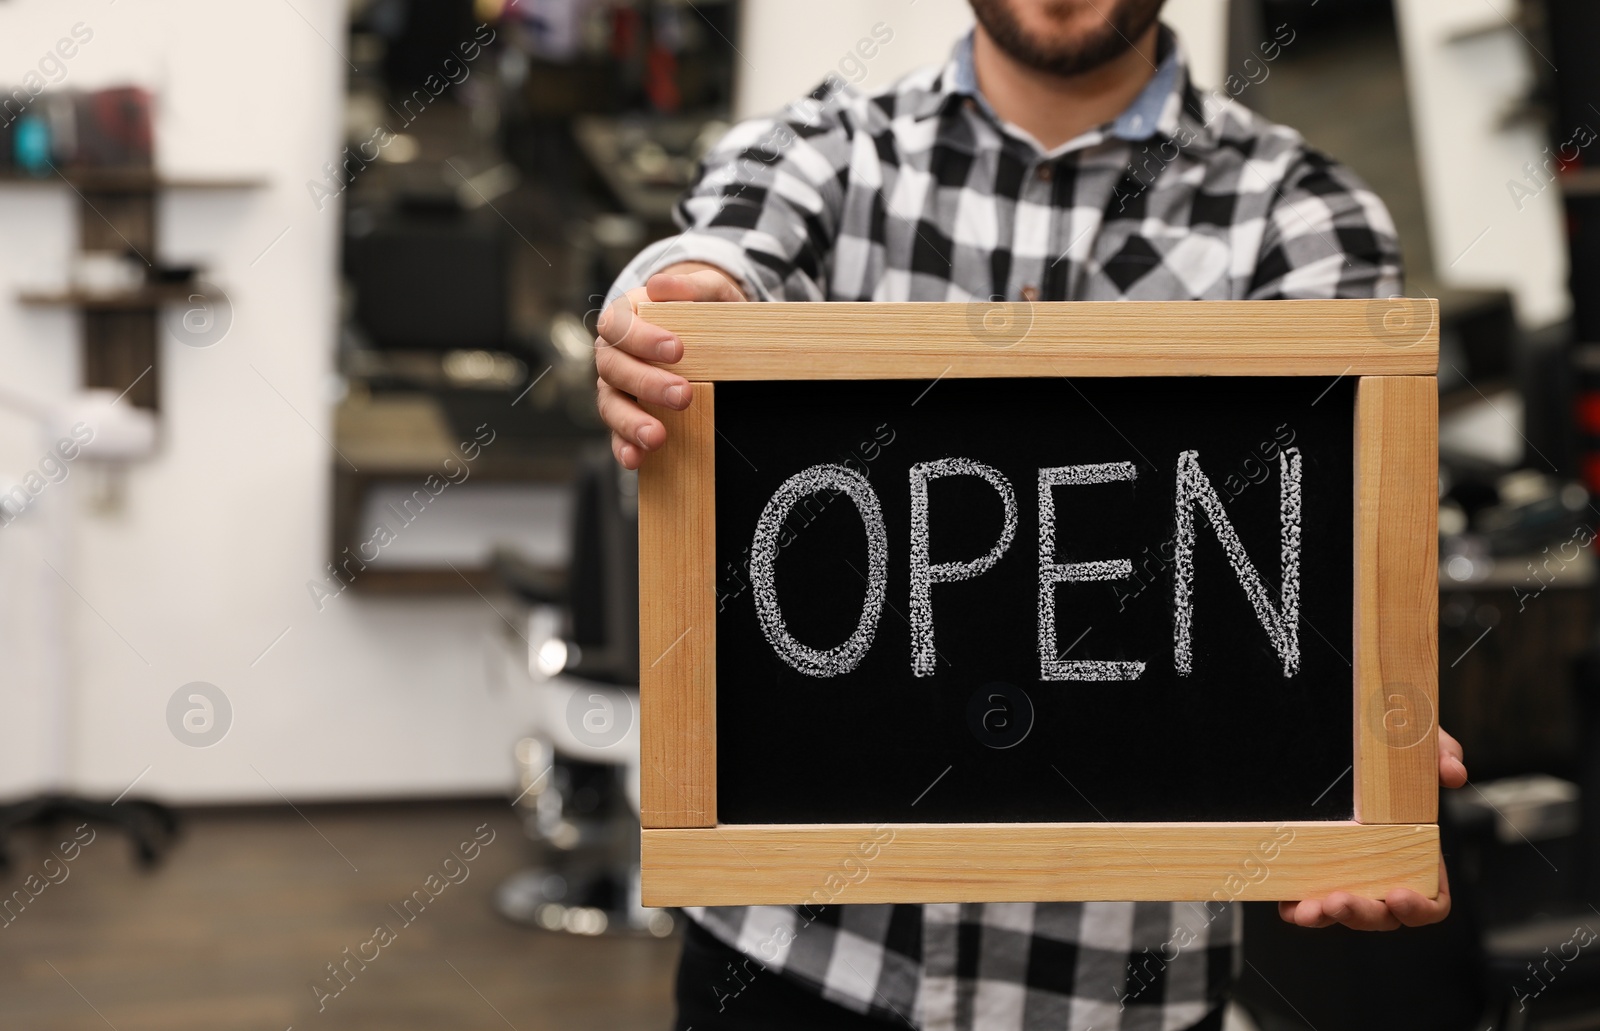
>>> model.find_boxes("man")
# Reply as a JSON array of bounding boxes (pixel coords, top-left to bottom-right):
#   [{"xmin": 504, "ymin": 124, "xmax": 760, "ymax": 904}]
[{"xmin": 594, "ymin": 1, "xmax": 1469, "ymax": 1027}]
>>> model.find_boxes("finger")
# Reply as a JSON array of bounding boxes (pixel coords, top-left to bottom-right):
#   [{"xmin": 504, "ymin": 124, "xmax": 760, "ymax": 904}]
[
  {"xmin": 1391, "ymin": 857, "xmax": 1452, "ymax": 927},
  {"xmin": 1438, "ymin": 728, "xmax": 1467, "ymax": 787},
  {"xmin": 596, "ymin": 345, "xmax": 691, "ymax": 410},
  {"xmin": 1323, "ymin": 892, "xmax": 1400, "ymax": 931},
  {"xmin": 595, "ymin": 288, "xmax": 639, "ymax": 343},
  {"xmin": 1281, "ymin": 899, "xmax": 1337, "ymax": 928},
  {"xmin": 646, "ymin": 268, "xmax": 745, "ymax": 304},
  {"xmin": 596, "ymin": 379, "xmax": 665, "ymax": 451},
  {"xmin": 597, "ymin": 291, "xmax": 681, "ymax": 361},
  {"xmin": 1439, "ymin": 754, "xmax": 1467, "ymax": 789},
  {"xmin": 1387, "ymin": 888, "xmax": 1449, "ymax": 927},
  {"xmin": 611, "ymin": 432, "xmax": 641, "ymax": 471}
]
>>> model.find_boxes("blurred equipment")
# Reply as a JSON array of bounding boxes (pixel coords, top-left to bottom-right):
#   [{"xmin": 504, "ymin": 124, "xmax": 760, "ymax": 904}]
[
  {"xmin": 1543, "ymin": 0, "xmax": 1600, "ymax": 343},
  {"xmin": 1573, "ymin": 346, "xmax": 1600, "ymax": 493},
  {"xmin": 0, "ymin": 384, "xmax": 172, "ymax": 869},
  {"xmin": 71, "ymin": 87, "xmax": 154, "ymax": 168},
  {"xmin": 1438, "ymin": 467, "xmax": 1591, "ymax": 783},
  {"xmin": 1451, "ymin": 774, "xmax": 1580, "ymax": 848},
  {"xmin": 1435, "ymin": 288, "xmax": 1518, "ymax": 401},
  {"xmin": 347, "ymin": 195, "xmax": 508, "ymax": 351},
  {"xmin": 1430, "ymin": 452, "xmax": 1600, "ymax": 1028},
  {"xmin": 512, "ymin": 0, "xmax": 587, "ymax": 62},
  {"xmin": 1, "ymin": 86, "xmax": 153, "ymax": 174},
  {"xmin": 11, "ymin": 113, "xmax": 50, "ymax": 176},
  {"xmin": 491, "ymin": 446, "xmax": 671, "ymax": 937},
  {"xmin": 1566, "ymin": 192, "xmax": 1600, "ymax": 344},
  {"xmin": 375, "ymin": 0, "xmax": 479, "ymax": 99},
  {"xmin": 1452, "ymin": 646, "xmax": 1600, "ymax": 1030},
  {"xmin": 572, "ymin": 114, "xmax": 723, "ymax": 225}
]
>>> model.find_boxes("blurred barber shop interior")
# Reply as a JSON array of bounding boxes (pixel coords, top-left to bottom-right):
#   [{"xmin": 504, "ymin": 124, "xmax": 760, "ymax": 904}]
[{"xmin": 1, "ymin": 0, "xmax": 1599, "ymax": 1028}]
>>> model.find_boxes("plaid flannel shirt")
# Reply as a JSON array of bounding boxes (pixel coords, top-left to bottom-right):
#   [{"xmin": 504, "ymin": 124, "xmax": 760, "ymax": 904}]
[{"xmin": 610, "ymin": 26, "xmax": 1402, "ymax": 1031}]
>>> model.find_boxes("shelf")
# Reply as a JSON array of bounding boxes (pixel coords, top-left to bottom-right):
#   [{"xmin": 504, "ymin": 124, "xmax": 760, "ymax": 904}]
[
  {"xmin": 340, "ymin": 568, "xmax": 500, "ymax": 593},
  {"xmin": 0, "ymin": 169, "xmax": 266, "ymax": 191},
  {"xmin": 155, "ymin": 176, "xmax": 269, "ymax": 190},
  {"xmin": 1442, "ymin": 13, "xmax": 1512, "ymax": 45},
  {"xmin": 19, "ymin": 285, "xmax": 214, "ymax": 310},
  {"xmin": 331, "ymin": 393, "xmax": 595, "ymax": 594},
  {"xmin": 1442, "ymin": 547, "xmax": 1596, "ymax": 592}
]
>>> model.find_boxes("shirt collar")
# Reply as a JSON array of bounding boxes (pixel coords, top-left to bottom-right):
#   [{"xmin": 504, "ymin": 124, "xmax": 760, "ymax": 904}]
[{"xmin": 931, "ymin": 24, "xmax": 1204, "ymax": 154}]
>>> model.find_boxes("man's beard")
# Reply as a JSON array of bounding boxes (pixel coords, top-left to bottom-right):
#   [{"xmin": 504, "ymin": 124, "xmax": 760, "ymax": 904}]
[{"xmin": 968, "ymin": 0, "xmax": 1166, "ymax": 77}]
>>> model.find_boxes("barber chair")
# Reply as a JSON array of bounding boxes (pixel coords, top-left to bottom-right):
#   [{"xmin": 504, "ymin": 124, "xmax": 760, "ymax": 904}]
[
  {"xmin": 491, "ymin": 446, "xmax": 672, "ymax": 938},
  {"xmin": 1467, "ymin": 644, "xmax": 1600, "ymax": 1030},
  {"xmin": 1236, "ymin": 634, "xmax": 1600, "ymax": 1030}
]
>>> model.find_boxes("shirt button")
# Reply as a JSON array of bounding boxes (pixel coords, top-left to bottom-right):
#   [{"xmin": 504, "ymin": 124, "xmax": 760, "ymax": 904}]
[
  {"xmin": 1036, "ymin": 164, "xmax": 1053, "ymax": 182},
  {"xmin": 1020, "ymin": 285, "xmax": 1040, "ymax": 302}
]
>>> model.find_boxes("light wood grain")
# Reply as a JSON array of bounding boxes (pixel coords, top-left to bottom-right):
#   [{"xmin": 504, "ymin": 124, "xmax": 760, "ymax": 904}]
[
  {"xmin": 638, "ymin": 384, "xmax": 717, "ymax": 828},
  {"xmin": 638, "ymin": 299, "xmax": 1440, "ymax": 379},
  {"xmin": 1354, "ymin": 377, "xmax": 1440, "ymax": 824},
  {"xmin": 641, "ymin": 822, "xmax": 1439, "ymax": 906}
]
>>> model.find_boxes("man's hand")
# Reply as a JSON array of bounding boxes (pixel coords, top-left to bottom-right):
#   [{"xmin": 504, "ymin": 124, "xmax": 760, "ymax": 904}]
[
  {"xmin": 594, "ymin": 262, "xmax": 746, "ymax": 469},
  {"xmin": 1279, "ymin": 728, "xmax": 1467, "ymax": 930}
]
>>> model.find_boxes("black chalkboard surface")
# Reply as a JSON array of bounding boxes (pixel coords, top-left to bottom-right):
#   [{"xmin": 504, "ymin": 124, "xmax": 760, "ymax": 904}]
[{"xmin": 713, "ymin": 376, "xmax": 1355, "ymax": 825}]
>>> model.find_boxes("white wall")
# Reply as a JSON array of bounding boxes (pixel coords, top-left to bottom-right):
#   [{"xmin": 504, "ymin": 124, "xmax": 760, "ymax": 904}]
[
  {"xmin": 734, "ymin": 0, "xmax": 1229, "ymax": 121},
  {"xmin": 0, "ymin": 0, "xmax": 549, "ymax": 802},
  {"xmin": 1395, "ymin": 0, "xmax": 1570, "ymax": 327},
  {"xmin": 1162, "ymin": 0, "xmax": 1228, "ymax": 89}
]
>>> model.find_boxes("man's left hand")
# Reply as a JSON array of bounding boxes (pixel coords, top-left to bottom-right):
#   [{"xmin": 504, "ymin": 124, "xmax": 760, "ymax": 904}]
[{"xmin": 1278, "ymin": 728, "xmax": 1467, "ymax": 931}]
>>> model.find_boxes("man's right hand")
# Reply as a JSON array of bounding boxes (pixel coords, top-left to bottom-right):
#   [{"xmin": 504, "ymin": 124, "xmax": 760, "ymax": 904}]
[{"xmin": 594, "ymin": 262, "xmax": 746, "ymax": 469}]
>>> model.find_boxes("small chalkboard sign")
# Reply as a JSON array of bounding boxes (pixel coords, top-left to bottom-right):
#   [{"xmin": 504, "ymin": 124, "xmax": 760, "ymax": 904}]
[{"xmin": 637, "ymin": 300, "xmax": 1440, "ymax": 907}]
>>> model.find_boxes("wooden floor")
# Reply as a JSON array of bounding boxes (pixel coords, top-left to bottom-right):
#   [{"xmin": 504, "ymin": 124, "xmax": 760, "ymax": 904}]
[{"xmin": 0, "ymin": 801, "xmax": 680, "ymax": 1030}]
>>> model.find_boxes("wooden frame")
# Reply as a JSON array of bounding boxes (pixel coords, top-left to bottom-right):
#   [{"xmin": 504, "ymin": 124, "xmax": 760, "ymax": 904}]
[{"xmin": 638, "ymin": 299, "xmax": 1440, "ymax": 905}]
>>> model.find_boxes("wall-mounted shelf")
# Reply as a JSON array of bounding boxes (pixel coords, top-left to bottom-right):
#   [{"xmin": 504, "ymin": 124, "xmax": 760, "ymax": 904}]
[
  {"xmin": 1442, "ymin": 13, "xmax": 1514, "ymax": 45},
  {"xmin": 332, "ymin": 393, "xmax": 584, "ymax": 593},
  {"xmin": 0, "ymin": 170, "xmax": 267, "ymax": 190},
  {"xmin": 8, "ymin": 165, "xmax": 262, "ymax": 410},
  {"xmin": 19, "ymin": 285, "xmax": 216, "ymax": 310}
]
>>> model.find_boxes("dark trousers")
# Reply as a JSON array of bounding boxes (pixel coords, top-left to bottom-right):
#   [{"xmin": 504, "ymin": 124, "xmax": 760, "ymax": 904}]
[{"xmin": 674, "ymin": 918, "xmax": 904, "ymax": 1030}]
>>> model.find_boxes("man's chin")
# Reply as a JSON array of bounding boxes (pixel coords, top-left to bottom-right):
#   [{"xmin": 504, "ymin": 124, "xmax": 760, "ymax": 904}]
[{"xmin": 970, "ymin": 0, "xmax": 1163, "ymax": 77}]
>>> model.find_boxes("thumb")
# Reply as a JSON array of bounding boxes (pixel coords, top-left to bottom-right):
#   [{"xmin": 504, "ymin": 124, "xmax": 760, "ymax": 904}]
[{"xmin": 645, "ymin": 268, "xmax": 745, "ymax": 303}]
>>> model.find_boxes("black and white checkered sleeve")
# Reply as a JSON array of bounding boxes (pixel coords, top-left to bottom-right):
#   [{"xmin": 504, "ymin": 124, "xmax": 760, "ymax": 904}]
[
  {"xmin": 610, "ymin": 89, "xmax": 859, "ymax": 303},
  {"xmin": 1246, "ymin": 148, "xmax": 1403, "ymax": 300}
]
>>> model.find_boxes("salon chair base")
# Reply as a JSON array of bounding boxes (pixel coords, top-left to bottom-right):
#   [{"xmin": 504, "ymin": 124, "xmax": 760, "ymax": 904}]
[{"xmin": 495, "ymin": 863, "xmax": 675, "ymax": 937}]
